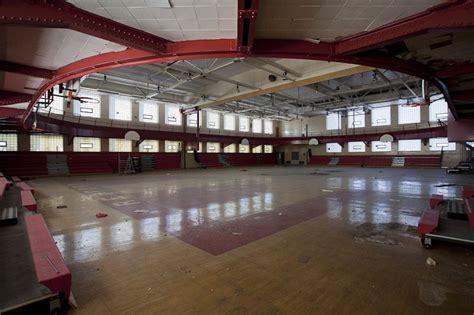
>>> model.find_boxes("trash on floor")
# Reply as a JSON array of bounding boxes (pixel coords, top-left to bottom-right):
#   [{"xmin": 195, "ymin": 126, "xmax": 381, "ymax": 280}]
[
  {"xmin": 56, "ymin": 205, "xmax": 68, "ymax": 209},
  {"xmin": 426, "ymin": 257, "xmax": 437, "ymax": 266},
  {"xmin": 96, "ymin": 213, "xmax": 108, "ymax": 218}
]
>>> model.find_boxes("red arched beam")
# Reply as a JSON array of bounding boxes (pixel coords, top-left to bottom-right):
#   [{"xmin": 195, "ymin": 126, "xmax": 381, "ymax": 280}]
[
  {"xmin": 17, "ymin": 0, "xmax": 474, "ymax": 126},
  {"xmin": 21, "ymin": 39, "xmax": 446, "ymax": 127},
  {"xmin": 0, "ymin": 0, "xmax": 170, "ymax": 54}
]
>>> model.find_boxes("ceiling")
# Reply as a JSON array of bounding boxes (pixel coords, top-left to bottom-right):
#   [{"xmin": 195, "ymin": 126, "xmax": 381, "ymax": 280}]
[
  {"xmin": 1, "ymin": 0, "xmax": 473, "ymax": 124},
  {"xmin": 68, "ymin": 0, "xmax": 238, "ymax": 41},
  {"xmin": 254, "ymin": 0, "xmax": 444, "ymax": 41},
  {"xmin": 76, "ymin": 57, "xmax": 426, "ymax": 121}
]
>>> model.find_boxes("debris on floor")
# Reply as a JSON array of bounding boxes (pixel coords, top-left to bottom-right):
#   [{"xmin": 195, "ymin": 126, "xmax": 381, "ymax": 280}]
[
  {"xmin": 241, "ymin": 169, "xmax": 248, "ymax": 172},
  {"xmin": 352, "ymin": 222, "xmax": 413, "ymax": 245},
  {"xmin": 321, "ymin": 189, "xmax": 334, "ymax": 192},
  {"xmin": 56, "ymin": 205, "xmax": 68, "ymax": 209},
  {"xmin": 426, "ymin": 257, "xmax": 437, "ymax": 266},
  {"xmin": 95, "ymin": 213, "xmax": 108, "ymax": 218},
  {"xmin": 297, "ymin": 255, "xmax": 311, "ymax": 264},
  {"xmin": 434, "ymin": 184, "xmax": 457, "ymax": 187}
]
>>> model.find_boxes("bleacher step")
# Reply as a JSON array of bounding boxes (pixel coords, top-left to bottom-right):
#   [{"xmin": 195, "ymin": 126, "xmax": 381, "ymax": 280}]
[
  {"xmin": 392, "ymin": 157, "xmax": 405, "ymax": 167},
  {"xmin": 328, "ymin": 157, "xmax": 339, "ymax": 166},
  {"xmin": 447, "ymin": 200, "xmax": 467, "ymax": 220}
]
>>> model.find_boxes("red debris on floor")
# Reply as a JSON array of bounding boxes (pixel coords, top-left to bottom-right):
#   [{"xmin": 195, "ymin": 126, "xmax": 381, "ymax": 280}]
[{"xmin": 96, "ymin": 213, "xmax": 108, "ymax": 218}]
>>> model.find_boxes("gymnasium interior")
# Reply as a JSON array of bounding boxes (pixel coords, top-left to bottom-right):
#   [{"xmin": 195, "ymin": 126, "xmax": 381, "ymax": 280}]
[{"xmin": 1, "ymin": 0, "xmax": 474, "ymax": 314}]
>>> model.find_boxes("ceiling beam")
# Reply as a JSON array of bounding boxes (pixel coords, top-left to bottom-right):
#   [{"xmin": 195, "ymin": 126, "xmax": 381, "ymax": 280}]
[
  {"xmin": 0, "ymin": 89, "xmax": 33, "ymax": 106},
  {"xmin": 192, "ymin": 65, "xmax": 372, "ymax": 110},
  {"xmin": 237, "ymin": 0, "xmax": 259, "ymax": 53},
  {"xmin": 0, "ymin": 0, "xmax": 170, "ymax": 54},
  {"xmin": 336, "ymin": 0, "xmax": 474, "ymax": 55},
  {"xmin": 0, "ymin": 60, "xmax": 54, "ymax": 79}
]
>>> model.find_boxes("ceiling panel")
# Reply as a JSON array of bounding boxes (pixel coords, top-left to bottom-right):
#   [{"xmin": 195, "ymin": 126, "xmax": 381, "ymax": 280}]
[
  {"xmin": 255, "ymin": 0, "xmax": 444, "ymax": 41},
  {"xmin": 1, "ymin": 27, "xmax": 125, "ymax": 70},
  {"xmin": 68, "ymin": 0, "xmax": 237, "ymax": 41}
]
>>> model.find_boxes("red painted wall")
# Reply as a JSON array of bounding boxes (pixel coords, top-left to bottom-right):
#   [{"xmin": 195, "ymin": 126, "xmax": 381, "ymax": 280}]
[{"xmin": 309, "ymin": 155, "xmax": 441, "ymax": 168}]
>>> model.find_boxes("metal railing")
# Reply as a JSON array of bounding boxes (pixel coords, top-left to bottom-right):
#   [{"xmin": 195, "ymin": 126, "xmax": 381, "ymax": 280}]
[
  {"xmin": 35, "ymin": 104, "xmax": 445, "ymax": 139},
  {"xmin": 35, "ymin": 105, "xmax": 275, "ymax": 138}
]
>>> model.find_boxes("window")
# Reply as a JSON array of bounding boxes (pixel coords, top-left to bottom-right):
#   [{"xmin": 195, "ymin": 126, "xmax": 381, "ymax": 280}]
[
  {"xmin": 239, "ymin": 144, "xmax": 250, "ymax": 153},
  {"xmin": 139, "ymin": 101, "xmax": 159, "ymax": 123},
  {"xmin": 73, "ymin": 137, "xmax": 100, "ymax": 152},
  {"xmin": 38, "ymin": 86, "xmax": 63, "ymax": 115},
  {"xmin": 239, "ymin": 116, "xmax": 249, "ymax": 132},
  {"xmin": 326, "ymin": 112, "xmax": 341, "ymax": 130},
  {"xmin": 398, "ymin": 139, "xmax": 421, "ymax": 152},
  {"xmin": 30, "ymin": 134, "xmax": 63, "ymax": 152},
  {"xmin": 206, "ymin": 142, "xmax": 220, "ymax": 153},
  {"xmin": 252, "ymin": 119, "xmax": 262, "ymax": 133},
  {"xmin": 0, "ymin": 133, "xmax": 18, "ymax": 151},
  {"xmin": 206, "ymin": 111, "xmax": 220, "ymax": 129},
  {"xmin": 224, "ymin": 114, "xmax": 235, "ymax": 131},
  {"xmin": 371, "ymin": 141, "xmax": 392, "ymax": 152},
  {"xmin": 138, "ymin": 140, "xmax": 159, "ymax": 152},
  {"xmin": 109, "ymin": 139, "xmax": 132, "ymax": 152},
  {"xmin": 73, "ymin": 91, "xmax": 100, "ymax": 118},
  {"xmin": 348, "ymin": 141, "xmax": 366, "ymax": 152},
  {"xmin": 429, "ymin": 98, "xmax": 448, "ymax": 122},
  {"xmin": 347, "ymin": 108, "xmax": 365, "ymax": 128},
  {"xmin": 224, "ymin": 144, "xmax": 236, "ymax": 153},
  {"xmin": 264, "ymin": 145, "xmax": 273, "ymax": 153},
  {"xmin": 371, "ymin": 106, "xmax": 391, "ymax": 126},
  {"xmin": 398, "ymin": 105, "xmax": 420, "ymax": 124},
  {"xmin": 264, "ymin": 120, "xmax": 273, "ymax": 134},
  {"xmin": 252, "ymin": 145, "xmax": 262, "ymax": 153},
  {"xmin": 187, "ymin": 111, "xmax": 201, "ymax": 127},
  {"xmin": 165, "ymin": 104, "xmax": 181, "ymax": 125},
  {"xmin": 326, "ymin": 143, "xmax": 342, "ymax": 153},
  {"xmin": 110, "ymin": 97, "xmax": 132, "ymax": 121},
  {"xmin": 165, "ymin": 140, "xmax": 180, "ymax": 152},
  {"xmin": 429, "ymin": 137, "xmax": 456, "ymax": 151}
]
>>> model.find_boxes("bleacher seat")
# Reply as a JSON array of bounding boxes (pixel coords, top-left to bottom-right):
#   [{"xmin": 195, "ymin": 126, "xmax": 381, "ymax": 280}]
[
  {"xmin": 25, "ymin": 214, "xmax": 72, "ymax": 299},
  {"xmin": 417, "ymin": 208, "xmax": 440, "ymax": 237},
  {"xmin": 464, "ymin": 198, "xmax": 474, "ymax": 229},
  {"xmin": 17, "ymin": 181, "xmax": 34, "ymax": 194},
  {"xmin": 21, "ymin": 190, "xmax": 37, "ymax": 212},
  {"xmin": 429, "ymin": 194, "xmax": 443, "ymax": 209},
  {"xmin": 462, "ymin": 186, "xmax": 474, "ymax": 199}
]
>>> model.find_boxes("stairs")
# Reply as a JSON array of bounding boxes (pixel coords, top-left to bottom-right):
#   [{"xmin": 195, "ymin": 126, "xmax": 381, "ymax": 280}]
[
  {"xmin": 328, "ymin": 157, "xmax": 339, "ymax": 166},
  {"xmin": 47, "ymin": 154, "xmax": 69, "ymax": 175},
  {"xmin": 392, "ymin": 157, "xmax": 405, "ymax": 167},
  {"xmin": 218, "ymin": 154, "xmax": 231, "ymax": 167},
  {"xmin": 141, "ymin": 155, "xmax": 155, "ymax": 171}
]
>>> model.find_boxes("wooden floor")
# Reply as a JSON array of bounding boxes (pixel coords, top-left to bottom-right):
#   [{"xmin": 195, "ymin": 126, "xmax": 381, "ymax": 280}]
[{"xmin": 30, "ymin": 166, "xmax": 474, "ymax": 314}]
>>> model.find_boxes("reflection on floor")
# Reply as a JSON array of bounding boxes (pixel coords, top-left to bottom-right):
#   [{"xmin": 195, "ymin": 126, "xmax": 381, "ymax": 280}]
[{"xmin": 32, "ymin": 166, "xmax": 474, "ymax": 314}]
